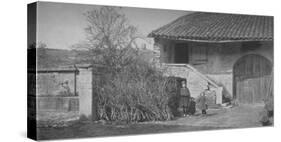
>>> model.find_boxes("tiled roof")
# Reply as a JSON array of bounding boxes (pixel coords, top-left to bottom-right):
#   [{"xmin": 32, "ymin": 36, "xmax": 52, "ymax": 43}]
[{"xmin": 148, "ymin": 12, "xmax": 273, "ymax": 41}]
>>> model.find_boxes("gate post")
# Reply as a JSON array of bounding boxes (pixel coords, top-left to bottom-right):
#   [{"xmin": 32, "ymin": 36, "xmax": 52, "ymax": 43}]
[
  {"xmin": 77, "ymin": 67, "xmax": 94, "ymax": 119},
  {"xmin": 215, "ymin": 87, "xmax": 223, "ymax": 104}
]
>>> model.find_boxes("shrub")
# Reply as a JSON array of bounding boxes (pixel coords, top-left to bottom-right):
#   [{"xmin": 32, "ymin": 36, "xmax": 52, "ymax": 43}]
[
  {"xmin": 166, "ymin": 77, "xmax": 182, "ymax": 117},
  {"xmin": 95, "ymin": 59, "xmax": 178, "ymax": 122}
]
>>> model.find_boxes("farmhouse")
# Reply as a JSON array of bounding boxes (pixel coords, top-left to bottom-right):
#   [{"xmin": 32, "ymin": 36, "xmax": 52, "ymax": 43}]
[{"xmin": 148, "ymin": 12, "xmax": 273, "ymax": 105}]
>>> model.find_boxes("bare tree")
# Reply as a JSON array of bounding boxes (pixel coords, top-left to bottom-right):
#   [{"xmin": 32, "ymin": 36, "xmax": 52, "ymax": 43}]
[{"xmin": 73, "ymin": 6, "xmax": 142, "ymax": 72}]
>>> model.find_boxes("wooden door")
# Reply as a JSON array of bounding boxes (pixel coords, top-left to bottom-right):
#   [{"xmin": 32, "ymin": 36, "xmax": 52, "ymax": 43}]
[
  {"xmin": 236, "ymin": 76, "xmax": 271, "ymax": 103},
  {"xmin": 233, "ymin": 54, "xmax": 272, "ymax": 104}
]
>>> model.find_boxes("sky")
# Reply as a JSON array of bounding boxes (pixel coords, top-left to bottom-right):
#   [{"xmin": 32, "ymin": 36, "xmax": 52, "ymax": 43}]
[{"xmin": 37, "ymin": 2, "xmax": 190, "ymax": 50}]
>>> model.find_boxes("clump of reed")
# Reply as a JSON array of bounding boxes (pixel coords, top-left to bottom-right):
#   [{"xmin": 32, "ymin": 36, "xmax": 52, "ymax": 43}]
[{"xmin": 96, "ymin": 60, "xmax": 178, "ymax": 122}]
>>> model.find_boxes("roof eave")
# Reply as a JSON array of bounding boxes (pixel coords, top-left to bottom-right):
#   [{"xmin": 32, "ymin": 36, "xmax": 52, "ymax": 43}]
[{"xmin": 149, "ymin": 34, "xmax": 273, "ymax": 43}]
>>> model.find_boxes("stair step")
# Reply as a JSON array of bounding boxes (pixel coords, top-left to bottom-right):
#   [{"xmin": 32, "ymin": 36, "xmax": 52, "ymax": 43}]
[{"xmin": 207, "ymin": 104, "xmax": 221, "ymax": 109}]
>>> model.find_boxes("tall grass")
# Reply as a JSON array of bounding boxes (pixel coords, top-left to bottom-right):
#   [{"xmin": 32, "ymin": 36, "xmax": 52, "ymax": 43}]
[{"xmin": 95, "ymin": 60, "xmax": 178, "ymax": 122}]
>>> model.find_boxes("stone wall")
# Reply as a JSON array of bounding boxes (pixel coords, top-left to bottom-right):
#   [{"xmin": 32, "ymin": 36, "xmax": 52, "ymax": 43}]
[
  {"xmin": 162, "ymin": 64, "xmax": 223, "ymax": 104},
  {"xmin": 37, "ymin": 72, "xmax": 75, "ymax": 96},
  {"xmin": 34, "ymin": 66, "xmax": 94, "ymax": 120},
  {"xmin": 203, "ymin": 41, "xmax": 273, "ymax": 97},
  {"xmin": 206, "ymin": 73, "xmax": 233, "ymax": 98},
  {"xmin": 37, "ymin": 96, "xmax": 79, "ymax": 112},
  {"xmin": 163, "ymin": 65, "xmax": 207, "ymax": 97},
  {"xmin": 194, "ymin": 41, "xmax": 273, "ymax": 74},
  {"xmin": 155, "ymin": 38, "xmax": 273, "ymax": 97}
]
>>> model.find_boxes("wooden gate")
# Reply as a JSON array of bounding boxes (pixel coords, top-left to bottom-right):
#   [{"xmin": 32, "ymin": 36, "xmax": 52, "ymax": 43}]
[{"xmin": 233, "ymin": 54, "xmax": 272, "ymax": 104}]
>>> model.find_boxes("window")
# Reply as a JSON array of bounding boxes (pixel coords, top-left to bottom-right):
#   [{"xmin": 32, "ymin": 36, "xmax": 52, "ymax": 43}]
[
  {"xmin": 174, "ymin": 43, "xmax": 189, "ymax": 63},
  {"xmin": 190, "ymin": 46, "xmax": 208, "ymax": 64}
]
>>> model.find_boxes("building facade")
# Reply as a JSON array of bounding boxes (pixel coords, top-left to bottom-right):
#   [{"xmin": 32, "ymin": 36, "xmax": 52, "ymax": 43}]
[{"xmin": 149, "ymin": 12, "xmax": 273, "ymax": 105}]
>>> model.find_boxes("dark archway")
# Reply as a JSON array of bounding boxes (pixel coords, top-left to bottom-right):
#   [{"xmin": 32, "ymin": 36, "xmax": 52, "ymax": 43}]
[{"xmin": 233, "ymin": 54, "xmax": 272, "ymax": 104}]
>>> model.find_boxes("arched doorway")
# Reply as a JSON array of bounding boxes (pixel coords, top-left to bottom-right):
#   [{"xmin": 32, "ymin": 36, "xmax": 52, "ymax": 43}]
[{"xmin": 233, "ymin": 54, "xmax": 272, "ymax": 104}]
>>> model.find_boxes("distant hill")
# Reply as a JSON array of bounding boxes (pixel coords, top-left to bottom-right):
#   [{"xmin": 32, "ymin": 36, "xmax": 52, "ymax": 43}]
[
  {"xmin": 36, "ymin": 48, "xmax": 155, "ymax": 68},
  {"xmin": 37, "ymin": 48, "xmax": 76, "ymax": 68}
]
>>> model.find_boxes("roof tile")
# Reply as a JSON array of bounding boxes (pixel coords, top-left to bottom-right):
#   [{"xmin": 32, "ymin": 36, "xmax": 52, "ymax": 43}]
[{"xmin": 149, "ymin": 12, "xmax": 273, "ymax": 41}]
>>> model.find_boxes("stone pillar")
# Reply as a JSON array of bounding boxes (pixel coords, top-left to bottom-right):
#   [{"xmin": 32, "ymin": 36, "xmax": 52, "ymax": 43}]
[
  {"xmin": 77, "ymin": 68, "xmax": 93, "ymax": 118},
  {"xmin": 215, "ymin": 87, "xmax": 223, "ymax": 104}
]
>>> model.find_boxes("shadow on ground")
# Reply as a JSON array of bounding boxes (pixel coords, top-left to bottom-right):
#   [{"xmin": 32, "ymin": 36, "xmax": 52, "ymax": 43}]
[
  {"xmin": 37, "ymin": 121, "xmax": 222, "ymax": 140},
  {"xmin": 37, "ymin": 104, "xmax": 265, "ymax": 140}
]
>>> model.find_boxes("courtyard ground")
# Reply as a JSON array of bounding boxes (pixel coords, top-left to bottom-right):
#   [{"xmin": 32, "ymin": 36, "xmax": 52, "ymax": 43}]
[{"xmin": 37, "ymin": 104, "xmax": 267, "ymax": 140}]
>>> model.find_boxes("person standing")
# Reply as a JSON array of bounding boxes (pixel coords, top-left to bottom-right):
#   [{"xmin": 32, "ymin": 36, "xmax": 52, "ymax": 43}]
[
  {"xmin": 180, "ymin": 80, "xmax": 191, "ymax": 117},
  {"xmin": 198, "ymin": 85, "xmax": 211, "ymax": 115},
  {"xmin": 188, "ymin": 97, "xmax": 196, "ymax": 115}
]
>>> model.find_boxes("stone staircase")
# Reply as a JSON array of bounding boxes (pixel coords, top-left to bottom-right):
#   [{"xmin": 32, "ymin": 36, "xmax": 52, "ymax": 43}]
[{"xmin": 161, "ymin": 63, "xmax": 223, "ymax": 105}]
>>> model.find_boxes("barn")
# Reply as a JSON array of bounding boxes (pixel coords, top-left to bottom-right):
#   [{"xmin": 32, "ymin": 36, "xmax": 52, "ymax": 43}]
[{"xmin": 148, "ymin": 12, "xmax": 273, "ymax": 105}]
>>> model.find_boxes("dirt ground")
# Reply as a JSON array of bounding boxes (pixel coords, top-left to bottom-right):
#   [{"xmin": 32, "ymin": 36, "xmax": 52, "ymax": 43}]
[
  {"xmin": 37, "ymin": 122, "xmax": 219, "ymax": 140},
  {"xmin": 37, "ymin": 104, "xmax": 267, "ymax": 140},
  {"xmin": 148, "ymin": 104, "xmax": 265, "ymax": 128}
]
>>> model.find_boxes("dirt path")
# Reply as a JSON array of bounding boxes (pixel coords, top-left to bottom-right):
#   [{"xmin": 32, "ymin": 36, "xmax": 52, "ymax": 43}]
[
  {"xmin": 146, "ymin": 104, "xmax": 264, "ymax": 128},
  {"xmin": 37, "ymin": 105, "xmax": 265, "ymax": 140}
]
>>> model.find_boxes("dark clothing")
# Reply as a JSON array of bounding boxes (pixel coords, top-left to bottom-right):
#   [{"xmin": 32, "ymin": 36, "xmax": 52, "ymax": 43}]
[
  {"xmin": 179, "ymin": 87, "xmax": 191, "ymax": 116},
  {"xmin": 187, "ymin": 99, "xmax": 196, "ymax": 115},
  {"xmin": 183, "ymin": 106, "xmax": 188, "ymax": 115},
  {"xmin": 202, "ymin": 109, "xmax": 207, "ymax": 115},
  {"xmin": 180, "ymin": 96, "xmax": 190, "ymax": 107},
  {"xmin": 262, "ymin": 121, "xmax": 271, "ymax": 126},
  {"xmin": 179, "ymin": 88, "xmax": 191, "ymax": 107},
  {"xmin": 268, "ymin": 110, "xmax": 274, "ymax": 117},
  {"xmin": 180, "ymin": 88, "xmax": 191, "ymax": 97}
]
